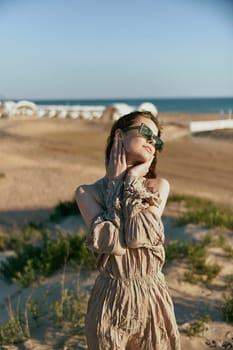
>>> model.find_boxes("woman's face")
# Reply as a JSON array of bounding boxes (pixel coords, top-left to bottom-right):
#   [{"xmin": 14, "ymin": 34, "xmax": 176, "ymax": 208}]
[{"xmin": 121, "ymin": 117, "xmax": 158, "ymax": 166}]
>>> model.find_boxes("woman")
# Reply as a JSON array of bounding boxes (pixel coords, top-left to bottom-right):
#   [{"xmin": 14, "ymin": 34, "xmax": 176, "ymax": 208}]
[{"xmin": 75, "ymin": 111, "xmax": 181, "ymax": 350}]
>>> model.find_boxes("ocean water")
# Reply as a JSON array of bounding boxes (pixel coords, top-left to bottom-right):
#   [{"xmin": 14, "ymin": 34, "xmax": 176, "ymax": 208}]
[
  {"xmin": 30, "ymin": 97, "xmax": 233, "ymax": 114},
  {"xmin": 4, "ymin": 97, "xmax": 233, "ymax": 114}
]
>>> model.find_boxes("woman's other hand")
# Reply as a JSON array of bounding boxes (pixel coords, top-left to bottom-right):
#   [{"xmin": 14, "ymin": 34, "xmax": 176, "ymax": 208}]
[
  {"xmin": 106, "ymin": 131, "xmax": 127, "ymax": 180},
  {"xmin": 127, "ymin": 156, "xmax": 154, "ymax": 178}
]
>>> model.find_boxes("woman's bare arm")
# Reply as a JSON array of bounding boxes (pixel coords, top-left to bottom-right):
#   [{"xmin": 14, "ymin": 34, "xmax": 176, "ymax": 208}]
[
  {"xmin": 76, "ymin": 131, "xmax": 126, "ymax": 228},
  {"xmin": 75, "ymin": 184, "xmax": 103, "ymax": 229},
  {"xmin": 75, "ymin": 182, "xmax": 126, "ymax": 255},
  {"xmin": 146, "ymin": 177, "xmax": 170, "ymax": 218}
]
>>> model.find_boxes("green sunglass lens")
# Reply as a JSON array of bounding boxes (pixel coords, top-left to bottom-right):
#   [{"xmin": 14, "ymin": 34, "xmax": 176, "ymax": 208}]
[
  {"xmin": 134, "ymin": 124, "xmax": 164, "ymax": 151},
  {"xmin": 141, "ymin": 125, "xmax": 153, "ymax": 139},
  {"xmin": 155, "ymin": 137, "xmax": 164, "ymax": 151}
]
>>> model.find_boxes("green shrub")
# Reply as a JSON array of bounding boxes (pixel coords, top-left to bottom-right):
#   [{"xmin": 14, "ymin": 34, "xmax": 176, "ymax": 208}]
[
  {"xmin": 184, "ymin": 313, "xmax": 210, "ymax": 336},
  {"xmin": 0, "ymin": 244, "xmax": 42, "ymax": 283},
  {"xmin": 165, "ymin": 241, "xmax": 191, "ymax": 260},
  {"xmin": 202, "ymin": 232, "xmax": 214, "ymax": 245},
  {"xmin": 165, "ymin": 241, "xmax": 221, "ymax": 283},
  {"xmin": 168, "ymin": 194, "xmax": 212, "ymax": 209},
  {"xmin": 0, "ymin": 234, "xmax": 9, "ymax": 251},
  {"xmin": 0, "ymin": 309, "xmax": 30, "ymax": 345},
  {"xmin": 50, "ymin": 200, "xmax": 80, "ymax": 221},
  {"xmin": 177, "ymin": 207, "xmax": 233, "ymax": 230},
  {"xmin": 0, "ymin": 287, "xmax": 88, "ymax": 346},
  {"xmin": 223, "ymin": 244, "xmax": 233, "ymax": 258},
  {"xmin": 0, "ymin": 233, "xmax": 96, "ymax": 287},
  {"xmin": 203, "ymin": 231, "xmax": 233, "ymax": 259},
  {"xmin": 51, "ymin": 288, "xmax": 87, "ymax": 338},
  {"xmin": 0, "ymin": 231, "xmax": 24, "ymax": 251},
  {"xmin": 21, "ymin": 222, "xmax": 45, "ymax": 242},
  {"xmin": 184, "ymin": 262, "xmax": 221, "ymax": 284},
  {"xmin": 225, "ymin": 274, "xmax": 233, "ymax": 289},
  {"xmin": 26, "ymin": 293, "xmax": 49, "ymax": 328},
  {"xmin": 222, "ymin": 275, "xmax": 233, "ymax": 323},
  {"xmin": 166, "ymin": 241, "xmax": 206, "ymax": 261},
  {"xmin": 222, "ymin": 293, "xmax": 233, "ymax": 323},
  {"xmin": 168, "ymin": 194, "xmax": 233, "ymax": 230},
  {"xmin": 0, "ymin": 223, "xmax": 46, "ymax": 252}
]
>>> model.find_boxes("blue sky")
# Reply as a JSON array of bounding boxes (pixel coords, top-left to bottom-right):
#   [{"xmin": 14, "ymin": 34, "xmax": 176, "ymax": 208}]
[{"xmin": 0, "ymin": 0, "xmax": 232, "ymax": 99}]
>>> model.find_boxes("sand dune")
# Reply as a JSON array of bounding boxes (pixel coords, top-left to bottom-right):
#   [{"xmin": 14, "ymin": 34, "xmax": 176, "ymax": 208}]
[
  {"xmin": 0, "ymin": 115, "xmax": 233, "ymax": 349},
  {"xmin": 0, "ymin": 115, "xmax": 232, "ymax": 225}
]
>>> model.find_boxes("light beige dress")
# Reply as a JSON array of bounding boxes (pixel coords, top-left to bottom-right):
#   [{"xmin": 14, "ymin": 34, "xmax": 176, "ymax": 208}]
[{"xmin": 85, "ymin": 175, "xmax": 181, "ymax": 350}]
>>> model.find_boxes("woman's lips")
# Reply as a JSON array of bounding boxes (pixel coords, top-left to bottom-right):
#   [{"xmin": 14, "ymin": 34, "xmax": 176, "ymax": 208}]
[{"xmin": 144, "ymin": 145, "xmax": 154, "ymax": 153}]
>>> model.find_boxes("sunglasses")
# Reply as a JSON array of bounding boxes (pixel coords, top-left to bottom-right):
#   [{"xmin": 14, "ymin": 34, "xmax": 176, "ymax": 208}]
[{"xmin": 122, "ymin": 123, "xmax": 164, "ymax": 152}]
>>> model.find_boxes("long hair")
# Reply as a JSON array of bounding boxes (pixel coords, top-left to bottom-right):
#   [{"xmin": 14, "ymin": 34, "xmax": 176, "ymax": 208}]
[{"xmin": 105, "ymin": 111, "xmax": 163, "ymax": 178}]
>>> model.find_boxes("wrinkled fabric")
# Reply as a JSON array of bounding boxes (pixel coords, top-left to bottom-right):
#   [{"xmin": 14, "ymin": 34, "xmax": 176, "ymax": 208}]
[{"xmin": 85, "ymin": 175, "xmax": 181, "ymax": 350}]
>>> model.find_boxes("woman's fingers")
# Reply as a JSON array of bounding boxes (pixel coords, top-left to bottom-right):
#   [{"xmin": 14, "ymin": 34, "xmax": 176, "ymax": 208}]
[
  {"xmin": 107, "ymin": 132, "xmax": 127, "ymax": 179},
  {"xmin": 116, "ymin": 133, "xmax": 125, "ymax": 164},
  {"xmin": 112, "ymin": 133, "xmax": 118, "ymax": 160},
  {"xmin": 118, "ymin": 135, "xmax": 123, "ymax": 161},
  {"xmin": 120, "ymin": 139, "xmax": 126, "ymax": 165},
  {"xmin": 128, "ymin": 155, "xmax": 154, "ymax": 177},
  {"xmin": 115, "ymin": 133, "xmax": 123, "ymax": 162}
]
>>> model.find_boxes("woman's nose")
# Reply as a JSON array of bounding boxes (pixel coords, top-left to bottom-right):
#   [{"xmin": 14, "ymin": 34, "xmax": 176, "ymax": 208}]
[{"xmin": 148, "ymin": 138, "xmax": 155, "ymax": 146}]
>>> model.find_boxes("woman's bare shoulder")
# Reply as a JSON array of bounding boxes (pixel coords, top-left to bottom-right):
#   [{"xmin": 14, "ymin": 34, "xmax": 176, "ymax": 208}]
[
  {"xmin": 75, "ymin": 177, "xmax": 106, "ymax": 200},
  {"xmin": 146, "ymin": 177, "xmax": 170, "ymax": 193}
]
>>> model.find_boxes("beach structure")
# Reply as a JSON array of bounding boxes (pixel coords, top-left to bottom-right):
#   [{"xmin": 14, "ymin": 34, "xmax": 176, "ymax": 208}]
[
  {"xmin": 138, "ymin": 102, "xmax": 158, "ymax": 117},
  {"xmin": 79, "ymin": 110, "xmax": 92, "ymax": 120},
  {"xmin": 190, "ymin": 119, "xmax": 233, "ymax": 133},
  {"xmin": 0, "ymin": 101, "xmax": 17, "ymax": 118},
  {"xmin": 69, "ymin": 111, "xmax": 79, "ymax": 119},
  {"xmin": 15, "ymin": 100, "xmax": 37, "ymax": 117},
  {"xmin": 35, "ymin": 104, "xmax": 105, "ymax": 120},
  {"xmin": 77, "ymin": 105, "xmax": 105, "ymax": 120},
  {"xmin": 0, "ymin": 100, "xmax": 37, "ymax": 118},
  {"xmin": 57, "ymin": 109, "xmax": 68, "ymax": 119},
  {"xmin": 36, "ymin": 109, "xmax": 48, "ymax": 118},
  {"xmin": 0, "ymin": 100, "xmax": 160, "ymax": 122},
  {"xmin": 101, "ymin": 102, "xmax": 159, "ymax": 123},
  {"xmin": 0, "ymin": 100, "xmax": 107, "ymax": 120},
  {"xmin": 47, "ymin": 109, "xmax": 57, "ymax": 118},
  {"xmin": 0, "ymin": 102, "xmax": 5, "ymax": 118},
  {"xmin": 101, "ymin": 103, "xmax": 136, "ymax": 123},
  {"xmin": 112, "ymin": 103, "xmax": 135, "ymax": 120}
]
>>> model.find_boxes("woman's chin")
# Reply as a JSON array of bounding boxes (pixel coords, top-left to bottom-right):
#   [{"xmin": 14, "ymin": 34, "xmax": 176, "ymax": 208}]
[{"xmin": 126, "ymin": 153, "xmax": 149, "ymax": 165}]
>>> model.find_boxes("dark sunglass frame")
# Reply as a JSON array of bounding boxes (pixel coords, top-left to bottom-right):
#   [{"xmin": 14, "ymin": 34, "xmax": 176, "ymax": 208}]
[{"xmin": 122, "ymin": 123, "xmax": 164, "ymax": 152}]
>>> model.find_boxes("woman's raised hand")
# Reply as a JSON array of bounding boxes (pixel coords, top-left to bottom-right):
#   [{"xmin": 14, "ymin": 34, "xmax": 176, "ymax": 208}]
[
  {"xmin": 127, "ymin": 156, "xmax": 154, "ymax": 178},
  {"xmin": 106, "ymin": 132, "xmax": 127, "ymax": 180}
]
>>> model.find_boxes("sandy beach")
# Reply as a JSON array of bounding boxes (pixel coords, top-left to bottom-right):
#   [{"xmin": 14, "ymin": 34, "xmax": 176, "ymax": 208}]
[
  {"xmin": 0, "ymin": 113, "xmax": 232, "ymax": 226},
  {"xmin": 0, "ymin": 114, "xmax": 233, "ymax": 349}
]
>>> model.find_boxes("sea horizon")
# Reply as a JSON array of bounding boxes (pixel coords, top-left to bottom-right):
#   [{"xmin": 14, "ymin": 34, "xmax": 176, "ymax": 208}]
[{"xmin": 1, "ymin": 96, "xmax": 233, "ymax": 114}]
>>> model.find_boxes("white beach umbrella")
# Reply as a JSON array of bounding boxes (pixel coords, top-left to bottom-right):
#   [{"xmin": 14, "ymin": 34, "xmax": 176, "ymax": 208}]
[
  {"xmin": 81, "ymin": 111, "xmax": 92, "ymax": 120},
  {"xmin": 112, "ymin": 103, "xmax": 134, "ymax": 120},
  {"xmin": 57, "ymin": 110, "xmax": 68, "ymax": 119},
  {"xmin": 69, "ymin": 111, "xmax": 80, "ymax": 119},
  {"xmin": 16, "ymin": 100, "xmax": 37, "ymax": 111},
  {"xmin": 92, "ymin": 111, "xmax": 103, "ymax": 119},
  {"xmin": 37, "ymin": 109, "xmax": 48, "ymax": 118},
  {"xmin": 48, "ymin": 109, "xmax": 57, "ymax": 118},
  {"xmin": 3, "ymin": 101, "xmax": 17, "ymax": 118},
  {"xmin": 14, "ymin": 100, "xmax": 37, "ymax": 117},
  {"xmin": 138, "ymin": 102, "xmax": 158, "ymax": 116}
]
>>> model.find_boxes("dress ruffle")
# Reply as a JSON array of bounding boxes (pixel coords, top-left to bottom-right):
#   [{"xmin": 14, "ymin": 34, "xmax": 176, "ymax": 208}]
[
  {"xmin": 124, "ymin": 174, "xmax": 161, "ymax": 209},
  {"xmin": 123, "ymin": 175, "xmax": 164, "ymax": 248}
]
